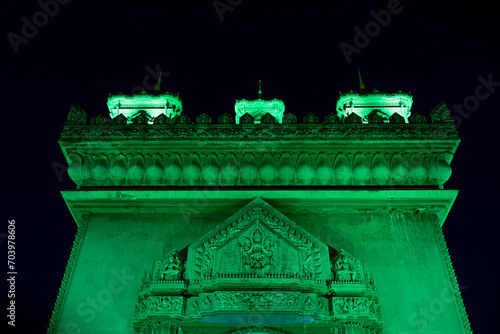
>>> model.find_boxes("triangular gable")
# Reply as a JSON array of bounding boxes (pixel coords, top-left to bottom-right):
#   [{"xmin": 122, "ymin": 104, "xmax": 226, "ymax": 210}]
[{"xmin": 186, "ymin": 198, "xmax": 331, "ymax": 282}]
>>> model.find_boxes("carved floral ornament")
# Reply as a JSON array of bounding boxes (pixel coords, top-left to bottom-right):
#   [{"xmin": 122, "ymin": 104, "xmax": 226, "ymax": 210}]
[{"xmin": 134, "ymin": 199, "xmax": 382, "ymax": 333}]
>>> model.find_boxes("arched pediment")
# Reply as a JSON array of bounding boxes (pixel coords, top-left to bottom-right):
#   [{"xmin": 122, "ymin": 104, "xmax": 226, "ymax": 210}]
[{"xmin": 186, "ymin": 198, "xmax": 331, "ymax": 288}]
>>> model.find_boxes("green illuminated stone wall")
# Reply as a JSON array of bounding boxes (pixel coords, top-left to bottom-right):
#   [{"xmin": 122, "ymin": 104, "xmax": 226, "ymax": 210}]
[
  {"xmin": 50, "ymin": 190, "xmax": 469, "ymax": 334},
  {"xmin": 49, "ymin": 96, "xmax": 471, "ymax": 334}
]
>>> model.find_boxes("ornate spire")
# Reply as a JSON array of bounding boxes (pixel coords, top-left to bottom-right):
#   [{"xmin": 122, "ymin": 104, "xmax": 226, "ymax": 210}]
[
  {"xmin": 358, "ymin": 68, "xmax": 367, "ymax": 93},
  {"xmin": 154, "ymin": 69, "xmax": 162, "ymax": 93}
]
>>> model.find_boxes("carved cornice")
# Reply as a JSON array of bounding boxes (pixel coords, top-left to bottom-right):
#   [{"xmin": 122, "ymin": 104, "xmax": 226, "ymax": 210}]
[
  {"xmin": 60, "ymin": 189, "xmax": 458, "ymax": 228},
  {"xmin": 59, "ymin": 118, "xmax": 459, "ymax": 188},
  {"xmin": 60, "ymin": 122, "xmax": 458, "ymax": 142}
]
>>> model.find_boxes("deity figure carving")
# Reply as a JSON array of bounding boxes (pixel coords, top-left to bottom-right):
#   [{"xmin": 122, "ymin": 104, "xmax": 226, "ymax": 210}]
[
  {"xmin": 333, "ymin": 250, "xmax": 357, "ymax": 281},
  {"xmin": 160, "ymin": 250, "xmax": 183, "ymax": 280},
  {"xmin": 238, "ymin": 227, "xmax": 276, "ymax": 271}
]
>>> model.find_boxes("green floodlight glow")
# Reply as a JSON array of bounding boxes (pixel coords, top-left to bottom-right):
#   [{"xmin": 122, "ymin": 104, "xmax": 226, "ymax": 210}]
[
  {"xmin": 234, "ymin": 80, "xmax": 285, "ymax": 124},
  {"xmin": 234, "ymin": 98, "xmax": 285, "ymax": 124},
  {"xmin": 336, "ymin": 91, "xmax": 413, "ymax": 123},
  {"xmin": 107, "ymin": 93, "xmax": 183, "ymax": 124}
]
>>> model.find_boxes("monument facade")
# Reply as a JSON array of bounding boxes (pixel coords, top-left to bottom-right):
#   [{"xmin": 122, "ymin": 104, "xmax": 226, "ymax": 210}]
[{"xmin": 49, "ymin": 85, "xmax": 471, "ymax": 333}]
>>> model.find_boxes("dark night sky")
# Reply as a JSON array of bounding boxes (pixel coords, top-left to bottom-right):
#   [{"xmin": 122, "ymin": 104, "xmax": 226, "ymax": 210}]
[{"xmin": 2, "ymin": 0, "xmax": 499, "ymax": 332}]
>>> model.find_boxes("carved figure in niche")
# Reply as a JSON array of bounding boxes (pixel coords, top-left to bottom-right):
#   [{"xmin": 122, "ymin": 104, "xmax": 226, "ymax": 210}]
[
  {"xmin": 344, "ymin": 298, "xmax": 354, "ymax": 313},
  {"xmin": 161, "ymin": 250, "xmax": 183, "ymax": 280},
  {"xmin": 238, "ymin": 227, "xmax": 276, "ymax": 271},
  {"xmin": 333, "ymin": 250, "xmax": 356, "ymax": 281}
]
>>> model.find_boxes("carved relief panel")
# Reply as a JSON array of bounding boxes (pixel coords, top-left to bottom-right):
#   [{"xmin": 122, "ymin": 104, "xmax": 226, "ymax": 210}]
[
  {"xmin": 187, "ymin": 199, "xmax": 331, "ymax": 282},
  {"xmin": 331, "ymin": 249, "xmax": 364, "ymax": 283},
  {"xmin": 215, "ymin": 224, "xmax": 301, "ymax": 277},
  {"xmin": 153, "ymin": 249, "xmax": 184, "ymax": 281},
  {"xmin": 134, "ymin": 199, "xmax": 382, "ymax": 333}
]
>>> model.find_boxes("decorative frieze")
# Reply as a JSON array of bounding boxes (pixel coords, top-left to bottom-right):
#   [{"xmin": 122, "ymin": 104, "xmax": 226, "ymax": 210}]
[
  {"xmin": 188, "ymin": 291, "xmax": 315, "ymax": 312},
  {"xmin": 135, "ymin": 296, "xmax": 183, "ymax": 318},
  {"xmin": 332, "ymin": 297, "xmax": 369, "ymax": 315},
  {"xmin": 63, "ymin": 151, "xmax": 454, "ymax": 187},
  {"xmin": 60, "ymin": 121, "xmax": 457, "ymax": 141}
]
